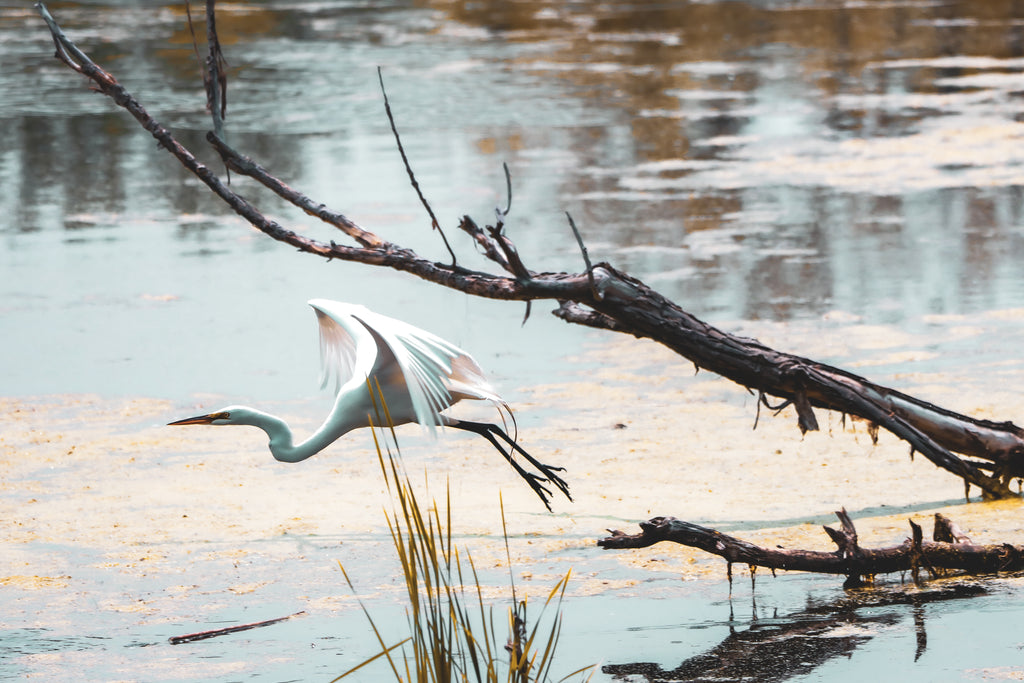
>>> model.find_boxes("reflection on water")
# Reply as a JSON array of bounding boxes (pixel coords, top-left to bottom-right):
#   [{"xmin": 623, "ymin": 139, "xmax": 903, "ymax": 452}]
[
  {"xmin": 434, "ymin": 0, "xmax": 1024, "ymax": 320},
  {"xmin": 602, "ymin": 580, "xmax": 991, "ymax": 682},
  {"xmin": 4, "ymin": 1, "xmax": 1024, "ymax": 354}
]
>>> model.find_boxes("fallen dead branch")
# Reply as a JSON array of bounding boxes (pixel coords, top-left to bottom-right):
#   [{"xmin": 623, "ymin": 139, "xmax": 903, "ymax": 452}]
[
  {"xmin": 36, "ymin": 2, "xmax": 1024, "ymax": 499},
  {"xmin": 599, "ymin": 510, "xmax": 1024, "ymax": 588},
  {"xmin": 169, "ymin": 610, "xmax": 306, "ymax": 645}
]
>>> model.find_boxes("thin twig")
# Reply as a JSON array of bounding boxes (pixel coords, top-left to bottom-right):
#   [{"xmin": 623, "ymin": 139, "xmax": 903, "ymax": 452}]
[
  {"xmin": 566, "ymin": 212, "xmax": 600, "ymax": 301},
  {"xmin": 482, "ymin": 165, "xmax": 533, "ymax": 284},
  {"xmin": 204, "ymin": 0, "xmax": 227, "ymax": 139},
  {"xmin": 487, "ymin": 224, "xmax": 532, "ymax": 281},
  {"xmin": 495, "ymin": 162, "xmax": 513, "ymax": 230},
  {"xmin": 761, "ymin": 393, "xmax": 792, "ymax": 415},
  {"xmin": 184, "ymin": 2, "xmax": 204, "ymax": 83},
  {"xmin": 377, "ymin": 67, "xmax": 457, "ymax": 266},
  {"xmin": 34, "ymin": 5, "xmax": 426, "ymax": 271},
  {"xmin": 37, "ymin": 3, "xmax": 87, "ymax": 71},
  {"xmin": 494, "ymin": 162, "xmax": 532, "ymax": 322}
]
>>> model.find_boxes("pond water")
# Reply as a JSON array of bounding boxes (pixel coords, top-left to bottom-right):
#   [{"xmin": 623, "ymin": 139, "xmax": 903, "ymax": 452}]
[{"xmin": 4, "ymin": 0, "xmax": 1024, "ymax": 681}]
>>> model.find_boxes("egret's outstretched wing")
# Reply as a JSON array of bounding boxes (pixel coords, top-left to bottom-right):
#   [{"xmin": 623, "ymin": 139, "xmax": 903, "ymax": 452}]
[
  {"xmin": 308, "ymin": 299, "xmax": 505, "ymax": 433},
  {"xmin": 344, "ymin": 306, "xmax": 478, "ymax": 430}
]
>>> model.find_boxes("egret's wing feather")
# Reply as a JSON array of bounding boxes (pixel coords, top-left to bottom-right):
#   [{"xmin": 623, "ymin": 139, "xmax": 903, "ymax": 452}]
[
  {"xmin": 348, "ymin": 308, "xmax": 464, "ymax": 432},
  {"xmin": 309, "ymin": 300, "xmax": 377, "ymax": 396},
  {"xmin": 309, "ymin": 299, "xmax": 507, "ymax": 435}
]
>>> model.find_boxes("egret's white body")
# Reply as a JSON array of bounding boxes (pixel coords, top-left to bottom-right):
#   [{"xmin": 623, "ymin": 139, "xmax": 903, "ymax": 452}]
[{"xmin": 170, "ymin": 300, "xmax": 570, "ymax": 509}]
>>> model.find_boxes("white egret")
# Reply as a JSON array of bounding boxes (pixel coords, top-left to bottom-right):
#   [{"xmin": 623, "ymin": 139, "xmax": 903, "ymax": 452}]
[{"xmin": 169, "ymin": 299, "xmax": 571, "ymax": 510}]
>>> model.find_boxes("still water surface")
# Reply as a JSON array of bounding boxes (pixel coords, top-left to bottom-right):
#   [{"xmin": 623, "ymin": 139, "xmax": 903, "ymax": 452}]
[
  {"xmin": 4, "ymin": 1, "xmax": 1024, "ymax": 680},
  {"xmin": 6, "ymin": 0, "xmax": 1024, "ymax": 398}
]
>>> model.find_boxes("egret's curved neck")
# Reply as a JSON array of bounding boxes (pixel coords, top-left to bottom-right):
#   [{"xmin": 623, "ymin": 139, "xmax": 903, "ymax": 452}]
[{"xmin": 239, "ymin": 399, "xmax": 366, "ymax": 463}]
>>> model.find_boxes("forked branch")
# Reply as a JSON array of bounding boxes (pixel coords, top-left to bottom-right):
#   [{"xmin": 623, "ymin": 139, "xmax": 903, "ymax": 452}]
[
  {"xmin": 36, "ymin": 2, "xmax": 1024, "ymax": 499},
  {"xmin": 599, "ymin": 511, "xmax": 1024, "ymax": 588}
]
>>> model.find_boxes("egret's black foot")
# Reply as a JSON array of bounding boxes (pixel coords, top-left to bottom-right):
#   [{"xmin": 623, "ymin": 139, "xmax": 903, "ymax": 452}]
[{"xmin": 448, "ymin": 419, "xmax": 572, "ymax": 511}]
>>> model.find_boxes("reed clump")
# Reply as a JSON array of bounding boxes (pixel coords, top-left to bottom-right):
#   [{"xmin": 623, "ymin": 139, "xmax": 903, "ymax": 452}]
[{"xmin": 333, "ymin": 387, "xmax": 592, "ymax": 682}]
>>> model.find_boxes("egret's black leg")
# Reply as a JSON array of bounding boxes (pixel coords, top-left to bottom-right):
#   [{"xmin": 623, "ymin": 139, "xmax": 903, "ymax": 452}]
[{"xmin": 448, "ymin": 419, "xmax": 572, "ymax": 511}]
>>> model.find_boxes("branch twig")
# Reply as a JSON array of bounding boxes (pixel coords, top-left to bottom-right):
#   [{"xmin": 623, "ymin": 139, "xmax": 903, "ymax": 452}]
[
  {"xmin": 377, "ymin": 67, "xmax": 457, "ymax": 266},
  {"xmin": 204, "ymin": 0, "xmax": 227, "ymax": 139},
  {"xmin": 565, "ymin": 212, "xmax": 600, "ymax": 302}
]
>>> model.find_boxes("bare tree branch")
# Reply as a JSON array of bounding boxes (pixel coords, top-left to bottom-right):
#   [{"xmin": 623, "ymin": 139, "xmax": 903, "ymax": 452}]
[
  {"xmin": 599, "ymin": 512, "xmax": 1024, "ymax": 588},
  {"xmin": 35, "ymin": 2, "xmax": 1024, "ymax": 499}
]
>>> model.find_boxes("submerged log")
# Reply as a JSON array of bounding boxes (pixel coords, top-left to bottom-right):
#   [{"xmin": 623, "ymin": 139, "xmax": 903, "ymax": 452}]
[
  {"xmin": 599, "ymin": 511, "xmax": 1024, "ymax": 587},
  {"xmin": 36, "ymin": 2, "xmax": 1024, "ymax": 498}
]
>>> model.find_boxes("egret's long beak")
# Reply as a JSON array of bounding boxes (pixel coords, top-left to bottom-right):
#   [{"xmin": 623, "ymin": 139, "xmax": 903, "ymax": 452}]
[{"xmin": 168, "ymin": 412, "xmax": 226, "ymax": 426}]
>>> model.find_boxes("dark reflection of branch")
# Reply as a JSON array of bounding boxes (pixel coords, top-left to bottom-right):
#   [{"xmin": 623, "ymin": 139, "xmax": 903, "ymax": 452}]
[
  {"xmin": 912, "ymin": 601, "xmax": 927, "ymax": 662},
  {"xmin": 603, "ymin": 583, "xmax": 985, "ymax": 682}
]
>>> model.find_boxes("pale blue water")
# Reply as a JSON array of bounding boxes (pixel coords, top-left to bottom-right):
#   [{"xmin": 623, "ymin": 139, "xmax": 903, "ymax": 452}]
[{"xmin": 4, "ymin": 1, "xmax": 1024, "ymax": 680}]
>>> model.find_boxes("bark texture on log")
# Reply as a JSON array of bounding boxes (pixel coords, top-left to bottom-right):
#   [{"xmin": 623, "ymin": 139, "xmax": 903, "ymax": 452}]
[
  {"xmin": 600, "ymin": 511, "xmax": 1024, "ymax": 587},
  {"xmin": 36, "ymin": 2, "xmax": 1024, "ymax": 499}
]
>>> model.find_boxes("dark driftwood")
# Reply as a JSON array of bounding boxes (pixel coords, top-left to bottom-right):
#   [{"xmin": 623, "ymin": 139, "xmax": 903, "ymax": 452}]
[
  {"xmin": 36, "ymin": 3, "xmax": 1024, "ymax": 498},
  {"xmin": 169, "ymin": 611, "xmax": 305, "ymax": 644},
  {"xmin": 599, "ymin": 511, "xmax": 1024, "ymax": 587}
]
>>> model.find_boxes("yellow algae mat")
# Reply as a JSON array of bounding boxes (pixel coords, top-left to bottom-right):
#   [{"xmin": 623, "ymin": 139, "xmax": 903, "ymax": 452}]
[{"xmin": 4, "ymin": 332, "xmax": 1024, "ymax": 611}]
